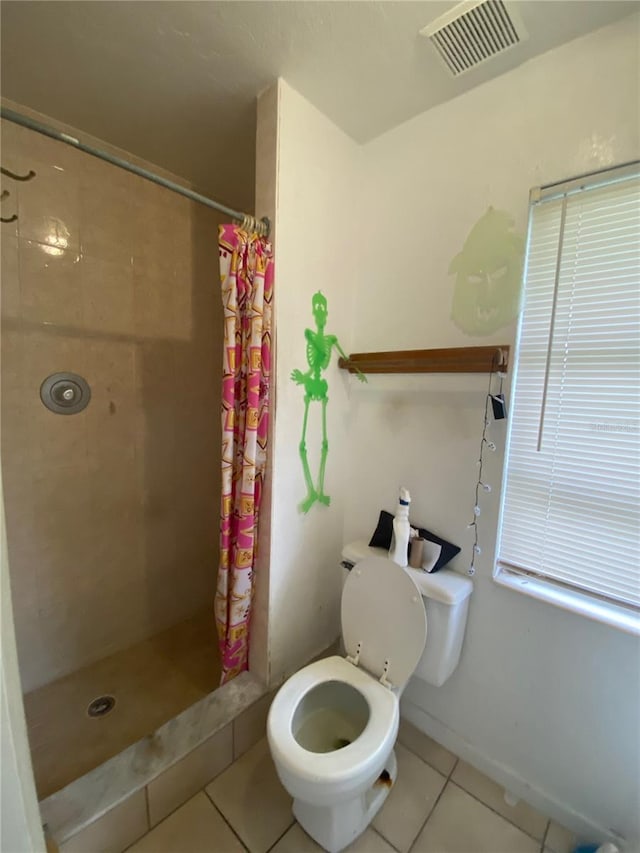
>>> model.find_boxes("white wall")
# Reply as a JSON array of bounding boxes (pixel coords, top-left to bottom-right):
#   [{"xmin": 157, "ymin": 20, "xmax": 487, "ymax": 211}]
[
  {"xmin": 261, "ymin": 16, "xmax": 639, "ymax": 842},
  {"xmin": 250, "ymin": 82, "xmax": 279, "ymax": 685},
  {"xmin": 262, "ymin": 80, "xmax": 362, "ymax": 682},
  {"xmin": 345, "ymin": 16, "xmax": 640, "ymax": 845},
  {"xmin": 1, "ymin": 485, "xmax": 45, "ymax": 853}
]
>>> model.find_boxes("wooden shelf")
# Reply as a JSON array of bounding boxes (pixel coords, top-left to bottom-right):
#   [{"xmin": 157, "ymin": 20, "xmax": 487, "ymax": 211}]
[{"xmin": 338, "ymin": 345, "xmax": 510, "ymax": 375}]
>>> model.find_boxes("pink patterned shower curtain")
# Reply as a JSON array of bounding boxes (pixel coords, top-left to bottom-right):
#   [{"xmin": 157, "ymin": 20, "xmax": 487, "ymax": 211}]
[{"xmin": 216, "ymin": 223, "xmax": 273, "ymax": 683}]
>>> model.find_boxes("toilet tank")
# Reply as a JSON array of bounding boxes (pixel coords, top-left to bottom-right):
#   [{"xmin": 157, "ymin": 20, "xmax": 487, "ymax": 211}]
[
  {"xmin": 341, "ymin": 542, "xmax": 473, "ymax": 687},
  {"xmin": 405, "ymin": 567, "xmax": 472, "ymax": 686}
]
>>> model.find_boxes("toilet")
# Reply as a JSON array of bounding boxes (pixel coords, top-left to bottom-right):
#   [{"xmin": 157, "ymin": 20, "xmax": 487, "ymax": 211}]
[{"xmin": 267, "ymin": 542, "xmax": 473, "ymax": 853}]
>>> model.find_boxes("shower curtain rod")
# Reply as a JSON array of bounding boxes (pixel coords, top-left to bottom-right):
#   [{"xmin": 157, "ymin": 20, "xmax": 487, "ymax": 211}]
[{"xmin": 0, "ymin": 106, "xmax": 270, "ymax": 237}]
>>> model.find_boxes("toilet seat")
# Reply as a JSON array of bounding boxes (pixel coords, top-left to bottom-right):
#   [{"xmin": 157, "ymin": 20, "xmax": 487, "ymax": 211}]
[
  {"xmin": 342, "ymin": 556, "xmax": 427, "ymax": 688},
  {"xmin": 268, "ymin": 656, "xmax": 398, "ymax": 786}
]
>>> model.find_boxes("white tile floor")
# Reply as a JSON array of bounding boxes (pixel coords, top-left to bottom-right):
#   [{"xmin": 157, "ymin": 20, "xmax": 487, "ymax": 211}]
[{"xmin": 126, "ymin": 719, "xmax": 578, "ymax": 853}]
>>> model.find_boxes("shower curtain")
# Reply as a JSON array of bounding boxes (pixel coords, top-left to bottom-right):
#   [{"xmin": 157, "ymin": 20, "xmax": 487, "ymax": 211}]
[{"xmin": 215, "ymin": 223, "xmax": 273, "ymax": 683}]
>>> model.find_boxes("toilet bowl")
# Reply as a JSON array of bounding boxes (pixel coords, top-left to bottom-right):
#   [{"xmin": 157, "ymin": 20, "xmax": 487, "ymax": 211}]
[
  {"xmin": 267, "ymin": 555, "xmax": 428, "ymax": 853},
  {"xmin": 268, "ymin": 656, "xmax": 398, "ymax": 806}
]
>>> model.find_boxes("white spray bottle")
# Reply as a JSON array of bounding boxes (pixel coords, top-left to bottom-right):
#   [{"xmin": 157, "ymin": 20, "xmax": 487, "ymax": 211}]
[{"xmin": 389, "ymin": 487, "xmax": 411, "ymax": 568}]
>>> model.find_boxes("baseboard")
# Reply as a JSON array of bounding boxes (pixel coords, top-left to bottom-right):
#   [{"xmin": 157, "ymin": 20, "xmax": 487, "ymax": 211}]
[{"xmin": 401, "ymin": 698, "xmax": 629, "ymax": 851}]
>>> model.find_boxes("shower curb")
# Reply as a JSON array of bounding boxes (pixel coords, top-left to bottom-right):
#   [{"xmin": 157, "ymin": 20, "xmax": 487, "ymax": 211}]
[{"xmin": 39, "ymin": 671, "xmax": 267, "ymax": 845}]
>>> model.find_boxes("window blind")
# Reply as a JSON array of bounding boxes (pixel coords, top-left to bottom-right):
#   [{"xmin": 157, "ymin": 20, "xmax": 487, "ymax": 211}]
[{"xmin": 497, "ymin": 167, "xmax": 640, "ymax": 610}]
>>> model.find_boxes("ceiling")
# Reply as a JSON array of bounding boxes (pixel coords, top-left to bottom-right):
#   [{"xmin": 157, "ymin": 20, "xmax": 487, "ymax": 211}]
[{"xmin": 1, "ymin": 1, "xmax": 636, "ymax": 211}]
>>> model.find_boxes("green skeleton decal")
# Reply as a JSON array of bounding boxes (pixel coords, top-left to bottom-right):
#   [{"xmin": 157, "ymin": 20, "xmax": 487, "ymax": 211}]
[
  {"xmin": 449, "ymin": 207, "xmax": 525, "ymax": 336},
  {"xmin": 291, "ymin": 291, "xmax": 366, "ymax": 514}
]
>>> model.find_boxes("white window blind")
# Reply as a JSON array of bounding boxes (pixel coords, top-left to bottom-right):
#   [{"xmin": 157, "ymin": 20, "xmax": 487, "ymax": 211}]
[{"xmin": 497, "ymin": 166, "xmax": 640, "ymax": 613}]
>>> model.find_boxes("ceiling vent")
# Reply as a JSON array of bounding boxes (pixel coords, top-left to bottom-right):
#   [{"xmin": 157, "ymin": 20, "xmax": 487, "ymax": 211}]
[{"xmin": 420, "ymin": 0, "xmax": 528, "ymax": 77}]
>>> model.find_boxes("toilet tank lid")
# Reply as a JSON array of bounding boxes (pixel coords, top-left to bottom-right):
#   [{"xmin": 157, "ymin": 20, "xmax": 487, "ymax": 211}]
[{"xmin": 342, "ymin": 540, "xmax": 473, "ymax": 606}]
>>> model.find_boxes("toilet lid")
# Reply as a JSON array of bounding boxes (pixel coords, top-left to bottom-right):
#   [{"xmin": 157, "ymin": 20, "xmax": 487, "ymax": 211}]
[{"xmin": 341, "ymin": 556, "xmax": 427, "ymax": 688}]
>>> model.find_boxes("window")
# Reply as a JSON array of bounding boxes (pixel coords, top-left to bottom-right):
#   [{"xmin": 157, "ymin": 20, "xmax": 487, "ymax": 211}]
[{"xmin": 495, "ymin": 163, "xmax": 640, "ymax": 634}]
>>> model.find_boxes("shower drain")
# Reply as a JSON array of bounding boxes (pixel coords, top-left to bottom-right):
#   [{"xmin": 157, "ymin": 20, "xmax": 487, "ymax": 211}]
[{"xmin": 87, "ymin": 695, "xmax": 116, "ymax": 718}]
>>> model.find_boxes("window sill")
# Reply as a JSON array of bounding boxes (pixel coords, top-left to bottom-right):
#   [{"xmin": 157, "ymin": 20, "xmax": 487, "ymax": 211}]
[{"xmin": 494, "ymin": 566, "xmax": 640, "ymax": 637}]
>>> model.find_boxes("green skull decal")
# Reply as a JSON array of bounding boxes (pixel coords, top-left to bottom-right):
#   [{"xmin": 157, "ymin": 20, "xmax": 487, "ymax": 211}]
[{"xmin": 449, "ymin": 207, "xmax": 525, "ymax": 336}]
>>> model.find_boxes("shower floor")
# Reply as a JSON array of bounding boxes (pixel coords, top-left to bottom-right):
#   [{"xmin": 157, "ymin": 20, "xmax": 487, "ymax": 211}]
[{"xmin": 23, "ymin": 609, "xmax": 221, "ymax": 799}]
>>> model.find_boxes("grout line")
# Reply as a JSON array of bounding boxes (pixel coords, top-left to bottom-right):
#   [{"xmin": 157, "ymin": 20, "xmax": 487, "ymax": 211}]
[
  {"xmin": 129, "ymin": 789, "xmax": 210, "ymax": 844},
  {"xmin": 264, "ymin": 818, "xmax": 296, "ymax": 852},
  {"xmin": 407, "ymin": 775, "xmax": 450, "ymax": 853},
  {"xmin": 371, "ymin": 827, "xmax": 402, "ymax": 853},
  {"xmin": 143, "ymin": 785, "xmax": 151, "ymax": 831},
  {"xmin": 447, "ymin": 780, "xmax": 547, "ymax": 844},
  {"xmin": 540, "ymin": 818, "xmax": 551, "ymax": 853},
  {"xmin": 396, "ymin": 736, "xmax": 458, "ymax": 781},
  {"xmin": 231, "ymin": 717, "xmax": 236, "ymax": 761},
  {"xmin": 400, "ymin": 738, "xmax": 549, "ymax": 847},
  {"xmin": 132, "ymin": 748, "xmax": 236, "ymax": 847},
  {"xmin": 203, "ymin": 787, "xmax": 253, "ymax": 852},
  {"xmin": 121, "ymin": 792, "xmax": 154, "ymax": 853},
  {"xmin": 121, "ymin": 825, "xmax": 153, "ymax": 853}
]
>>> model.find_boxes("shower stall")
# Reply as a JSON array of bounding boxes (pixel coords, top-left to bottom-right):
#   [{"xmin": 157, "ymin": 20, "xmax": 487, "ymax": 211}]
[{"xmin": 0, "ymin": 109, "xmax": 226, "ymax": 798}]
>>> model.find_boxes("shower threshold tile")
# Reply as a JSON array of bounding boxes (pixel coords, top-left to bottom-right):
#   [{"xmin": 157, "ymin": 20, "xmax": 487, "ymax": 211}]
[{"xmin": 23, "ymin": 609, "xmax": 220, "ymax": 798}]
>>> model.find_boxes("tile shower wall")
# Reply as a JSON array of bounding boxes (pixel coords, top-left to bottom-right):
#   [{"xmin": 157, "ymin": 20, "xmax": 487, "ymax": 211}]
[{"xmin": 0, "ymin": 110, "xmax": 223, "ymax": 692}]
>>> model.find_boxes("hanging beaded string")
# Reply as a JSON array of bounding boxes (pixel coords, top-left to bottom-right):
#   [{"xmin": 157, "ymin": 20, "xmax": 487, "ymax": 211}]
[{"xmin": 467, "ymin": 354, "xmax": 505, "ymax": 577}]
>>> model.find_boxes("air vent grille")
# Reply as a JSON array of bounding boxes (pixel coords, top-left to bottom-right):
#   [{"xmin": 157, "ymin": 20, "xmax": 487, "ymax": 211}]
[{"xmin": 420, "ymin": 0, "xmax": 528, "ymax": 77}]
